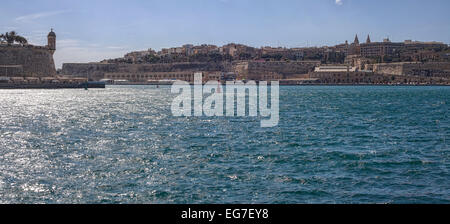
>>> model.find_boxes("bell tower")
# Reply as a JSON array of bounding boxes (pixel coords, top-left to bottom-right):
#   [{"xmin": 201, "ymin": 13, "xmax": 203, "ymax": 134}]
[
  {"xmin": 353, "ymin": 34, "xmax": 360, "ymax": 45},
  {"xmin": 348, "ymin": 34, "xmax": 361, "ymax": 56},
  {"xmin": 47, "ymin": 29, "xmax": 56, "ymax": 55}
]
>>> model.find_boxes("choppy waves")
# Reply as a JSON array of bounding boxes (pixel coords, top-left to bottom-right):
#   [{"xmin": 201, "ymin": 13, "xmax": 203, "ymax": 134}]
[{"xmin": 0, "ymin": 86, "xmax": 449, "ymax": 203}]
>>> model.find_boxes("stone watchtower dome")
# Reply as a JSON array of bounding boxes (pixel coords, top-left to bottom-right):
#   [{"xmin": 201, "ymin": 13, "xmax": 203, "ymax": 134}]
[{"xmin": 47, "ymin": 29, "xmax": 56, "ymax": 55}]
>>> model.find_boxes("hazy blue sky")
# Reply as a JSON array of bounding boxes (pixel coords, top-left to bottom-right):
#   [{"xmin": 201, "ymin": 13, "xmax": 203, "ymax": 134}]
[{"xmin": 1, "ymin": 0, "xmax": 449, "ymax": 68}]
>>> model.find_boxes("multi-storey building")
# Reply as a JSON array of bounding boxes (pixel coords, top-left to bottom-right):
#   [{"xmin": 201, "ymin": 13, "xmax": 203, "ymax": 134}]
[{"xmin": 360, "ymin": 37, "xmax": 403, "ymax": 58}]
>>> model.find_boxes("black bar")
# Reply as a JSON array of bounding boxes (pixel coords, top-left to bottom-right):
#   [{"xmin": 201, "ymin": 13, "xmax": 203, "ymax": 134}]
[{"xmin": 1, "ymin": 204, "xmax": 446, "ymax": 223}]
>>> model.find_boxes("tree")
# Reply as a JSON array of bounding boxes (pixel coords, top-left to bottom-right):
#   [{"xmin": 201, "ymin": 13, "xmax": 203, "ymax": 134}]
[{"xmin": 1, "ymin": 31, "xmax": 28, "ymax": 45}]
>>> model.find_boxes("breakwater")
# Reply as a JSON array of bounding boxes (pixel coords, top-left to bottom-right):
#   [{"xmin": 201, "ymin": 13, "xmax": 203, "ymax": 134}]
[{"xmin": 0, "ymin": 82, "xmax": 105, "ymax": 89}]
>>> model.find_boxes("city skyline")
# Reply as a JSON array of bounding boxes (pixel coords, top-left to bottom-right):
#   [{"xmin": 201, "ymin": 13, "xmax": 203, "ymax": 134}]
[{"xmin": 1, "ymin": 0, "xmax": 450, "ymax": 68}]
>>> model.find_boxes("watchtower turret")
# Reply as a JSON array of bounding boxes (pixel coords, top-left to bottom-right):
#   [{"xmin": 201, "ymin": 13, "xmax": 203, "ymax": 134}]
[{"xmin": 47, "ymin": 29, "xmax": 56, "ymax": 55}]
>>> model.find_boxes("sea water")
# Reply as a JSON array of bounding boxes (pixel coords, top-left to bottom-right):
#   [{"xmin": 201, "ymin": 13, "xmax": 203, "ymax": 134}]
[{"xmin": 0, "ymin": 86, "xmax": 448, "ymax": 203}]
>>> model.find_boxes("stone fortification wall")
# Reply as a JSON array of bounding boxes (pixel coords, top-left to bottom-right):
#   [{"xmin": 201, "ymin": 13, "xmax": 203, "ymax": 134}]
[
  {"xmin": 309, "ymin": 71, "xmax": 449, "ymax": 85},
  {"xmin": 62, "ymin": 62, "xmax": 232, "ymax": 81},
  {"xmin": 61, "ymin": 63, "xmax": 119, "ymax": 81},
  {"xmin": 234, "ymin": 61, "xmax": 320, "ymax": 79},
  {"xmin": 0, "ymin": 44, "xmax": 56, "ymax": 77},
  {"xmin": 402, "ymin": 62, "xmax": 450, "ymax": 78},
  {"xmin": 0, "ymin": 65, "xmax": 23, "ymax": 77},
  {"xmin": 373, "ymin": 62, "xmax": 450, "ymax": 78},
  {"xmin": 372, "ymin": 63, "xmax": 404, "ymax": 75}
]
